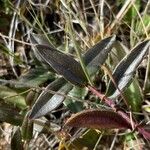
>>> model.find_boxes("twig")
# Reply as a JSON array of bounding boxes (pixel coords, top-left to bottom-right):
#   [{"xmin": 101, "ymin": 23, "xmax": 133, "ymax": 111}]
[
  {"xmin": 0, "ymin": 33, "xmax": 35, "ymax": 46},
  {"xmin": 110, "ymin": 0, "xmax": 134, "ymax": 31},
  {"xmin": 7, "ymin": 0, "xmax": 21, "ymax": 77}
]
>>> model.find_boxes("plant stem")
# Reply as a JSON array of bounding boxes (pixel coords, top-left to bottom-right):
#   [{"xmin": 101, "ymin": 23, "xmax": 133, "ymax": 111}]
[
  {"xmin": 68, "ymin": 16, "xmax": 93, "ymax": 86},
  {"xmin": 87, "ymin": 85, "xmax": 116, "ymax": 109},
  {"xmin": 87, "ymin": 85, "xmax": 150, "ymax": 140}
]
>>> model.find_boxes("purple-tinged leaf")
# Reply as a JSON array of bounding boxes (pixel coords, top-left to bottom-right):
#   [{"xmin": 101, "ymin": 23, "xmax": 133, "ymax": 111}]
[
  {"xmin": 64, "ymin": 109, "xmax": 131, "ymax": 129},
  {"xmin": 29, "ymin": 78, "xmax": 67, "ymax": 119},
  {"xmin": 83, "ymin": 35, "xmax": 116, "ymax": 75},
  {"xmin": 35, "ymin": 44, "xmax": 88, "ymax": 86},
  {"xmin": 137, "ymin": 127, "xmax": 150, "ymax": 140},
  {"xmin": 106, "ymin": 40, "xmax": 150, "ymax": 99}
]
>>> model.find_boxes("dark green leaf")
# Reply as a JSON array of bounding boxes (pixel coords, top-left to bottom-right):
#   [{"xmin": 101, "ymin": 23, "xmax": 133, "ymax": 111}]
[
  {"xmin": 16, "ymin": 67, "xmax": 54, "ymax": 88},
  {"xmin": 64, "ymin": 86, "xmax": 88, "ymax": 113},
  {"xmin": 64, "ymin": 109, "xmax": 131, "ymax": 129},
  {"xmin": 68, "ymin": 129, "xmax": 100, "ymax": 150},
  {"xmin": 21, "ymin": 112, "xmax": 33, "ymax": 140},
  {"xmin": 123, "ymin": 0, "xmax": 140, "ymax": 24},
  {"xmin": 29, "ymin": 78, "xmax": 70, "ymax": 119},
  {"xmin": 0, "ymin": 101, "xmax": 23, "ymax": 126},
  {"xmin": 0, "ymin": 85, "xmax": 26, "ymax": 109},
  {"xmin": 35, "ymin": 44, "xmax": 88, "ymax": 86},
  {"xmin": 123, "ymin": 79, "xmax": 143, "ymax": 112},
  {"xmin": 11, "ymin": 128, "xmax": 23, "ymax": 150},
  {"xmin": 106, "ymin": 40, "xmax": 150, "ymax": 98},
  {"xmin": 83, "ymin": 35, "xmax": 116, "ymax": 75}
]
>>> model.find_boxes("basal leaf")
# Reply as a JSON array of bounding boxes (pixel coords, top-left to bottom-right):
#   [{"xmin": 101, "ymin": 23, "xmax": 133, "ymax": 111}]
[
  {"xmin": 0, "ymin": 85, "xmax": 26, "ymax": 109},
  {"xmin": 0, "ymin": 101, "xmax": 23, "ymax": 126},
  {"xmin": 29, "ymin": 78, "xmax": 71, "ymax": 119},
  {"xmin": 106, "ymin": 40, "xmax": 150, "ymax": 99},
  {"xmin": 11, "ymin": 128, "xmax": 23, "ymax": 150},
  {"xmin": 35, "ymin": 44, "xmax": 88, "ymax": 86},
  {"xmin": 64, "ymin": 86, "xmax": 88, "ymax": 113},
  {"xmin": 68, "ymin": 129, "xmax": 100, "ymax": 150},
  {"xmin": 21, "ymin": 112, "xmax": 33, "ymax": 140},
  {"xmin": 123, "ymin": 79, "xmax": 143, "ymax": 112},
  {"xmin": 64, "ymin": 109, "xmax": 131, "ymax": 129},
  {"xmin": 16, "ymin": 67, "xmax": 54, "ymax": 88},
  {"xmin": 83, "ymin": 35, "xmax": 116, "ymax": 75}
]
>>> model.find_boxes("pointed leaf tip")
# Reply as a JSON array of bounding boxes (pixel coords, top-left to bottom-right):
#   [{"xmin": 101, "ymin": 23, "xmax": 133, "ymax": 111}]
[
  {"xmin": 30, "ymin": 33, "xmax": 51, "ymax": 46},
  {"xmin": 107, "ymin": 40, "xmax": 150, "ymax": 98},
  {"xmin": 83, "ymin": 35, "xmax": 116, "ymax": 75},
  {"xmin": 64, "ymin": 109, "xmax": 131, "ymax": 129},
  {"xmin": 35, "ymin": 44, "xmax": 88, "ymax": 86},
  {"xmin": 29, "ymin": 78, "xmax": 67, "ymax": 119}
]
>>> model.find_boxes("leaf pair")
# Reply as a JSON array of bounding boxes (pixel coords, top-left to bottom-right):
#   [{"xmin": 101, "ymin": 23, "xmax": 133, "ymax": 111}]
[
  {"xmin": 31, "ymin": 33, "xmax": 116, "ymax": 86},
  {"xmin": 29, "ymin": 34, "xmax": 116, "ymax": 119},
  {"xmin": 66, "ymin": 40, "xmax": 150, "ymax": 131},
  {"xmin": 30, "ymin": 32, "xmax": 150, "ymax": 128}
]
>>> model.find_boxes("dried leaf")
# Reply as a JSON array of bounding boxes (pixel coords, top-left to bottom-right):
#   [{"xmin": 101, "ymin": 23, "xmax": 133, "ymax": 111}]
[
  {"xmin": 106, "ymin": 40, "xmax": 150, "ymax": 98},
  {"xmin": 35, "ymin": 44, "xmax": 88, "ymax": 86},
  {"xmin": 64, "ymin": 109, "xmax": 131, "ymax": 129}
]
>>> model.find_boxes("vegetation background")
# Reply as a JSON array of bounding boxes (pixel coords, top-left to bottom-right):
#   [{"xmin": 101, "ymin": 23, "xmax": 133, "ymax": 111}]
[{"xmin": 0, "ymin": 0, "xmax": 150, "ymax": 149}]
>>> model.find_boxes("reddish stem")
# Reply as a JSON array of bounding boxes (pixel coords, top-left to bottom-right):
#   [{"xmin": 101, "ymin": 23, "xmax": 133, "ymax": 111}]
[
  {"xmin": 87, "ymin": 86, "xmax": 116, "ymax": 109},
  {"xmin": 87, "ymin": 85, "xmax": 150, "ymax": 140}
]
